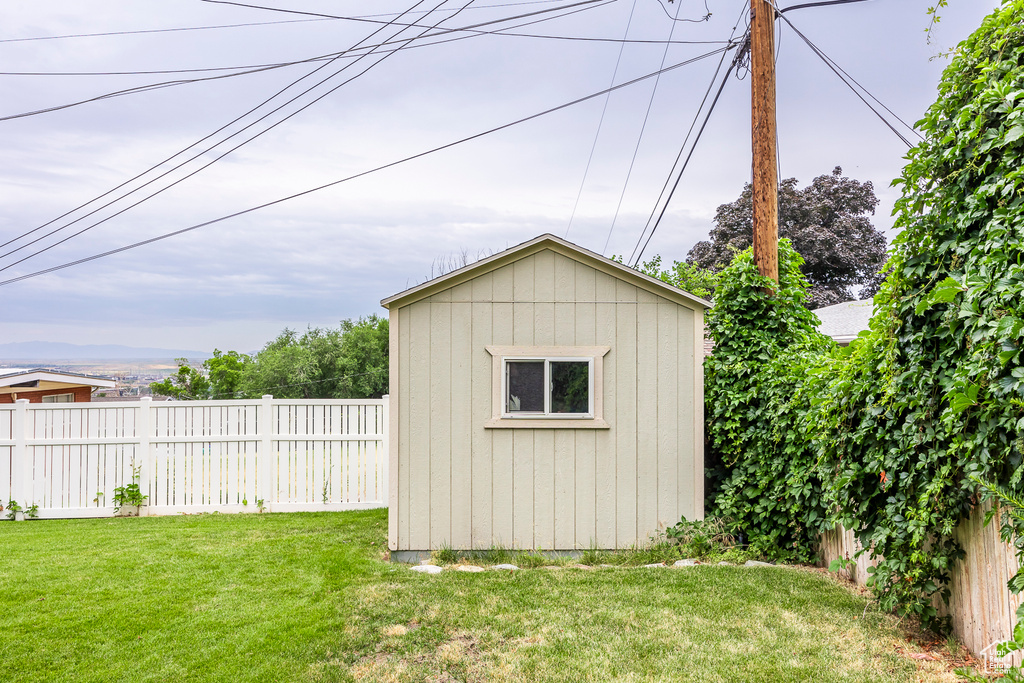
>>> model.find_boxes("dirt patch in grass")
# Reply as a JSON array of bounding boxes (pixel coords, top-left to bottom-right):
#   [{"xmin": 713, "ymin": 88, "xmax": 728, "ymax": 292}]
[{"xmin": 349, "ymin": 633, "xmax": 486, "ymax": 683}]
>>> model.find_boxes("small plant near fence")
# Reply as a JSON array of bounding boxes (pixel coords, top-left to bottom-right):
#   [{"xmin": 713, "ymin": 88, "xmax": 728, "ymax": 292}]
[
  {"xmin": 664, "ymin": 516, "xmax": 739, "ymax": 560},
  {"xmin": 4, "ymin": 500, "xmax": 39, "ymax": 520},
  {"xmin": 112, "ymin": 461, "xmax": 148, "ymax": 514}
]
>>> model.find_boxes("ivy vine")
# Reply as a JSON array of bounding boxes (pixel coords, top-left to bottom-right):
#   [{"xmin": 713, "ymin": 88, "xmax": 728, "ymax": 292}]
[{"xmin": 708, "ymin": 0, "xmax": 1024, "ymax": 632}]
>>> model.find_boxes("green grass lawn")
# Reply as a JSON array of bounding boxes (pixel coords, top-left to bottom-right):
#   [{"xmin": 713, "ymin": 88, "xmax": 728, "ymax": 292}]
[{"xmin": 1, "ymin": 510, "xmax": 954, "ymax": 682}]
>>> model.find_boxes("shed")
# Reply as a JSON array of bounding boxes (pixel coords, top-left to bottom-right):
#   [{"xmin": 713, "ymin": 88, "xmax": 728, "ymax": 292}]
[{"xmin": 381, "ymin": 234, "xmax": 710, "ymax": 561}]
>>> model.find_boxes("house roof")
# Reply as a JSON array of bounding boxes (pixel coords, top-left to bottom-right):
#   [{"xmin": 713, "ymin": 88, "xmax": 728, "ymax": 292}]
[
  {"xmin": 0, "ymin": 368, "xmax": 117, "ymax": 394},
  {"xmin": 812, "ymin": 299, "xmax": 874, "ymax": 344},
  {"xmin": 381, "ymin": 233, "xmax": 712, "ymax": 311}
]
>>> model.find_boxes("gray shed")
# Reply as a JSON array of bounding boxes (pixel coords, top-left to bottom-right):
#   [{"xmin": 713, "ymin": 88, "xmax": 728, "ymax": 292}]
[{"xmin": 381, "ymin": 234, "xmax": 710, "ymax": 561}]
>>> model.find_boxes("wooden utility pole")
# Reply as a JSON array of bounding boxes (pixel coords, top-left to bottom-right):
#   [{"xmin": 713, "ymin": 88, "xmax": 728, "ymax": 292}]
[{"xmin": 750, "ymin": 0, "xmax": 779, "ymax": 286}]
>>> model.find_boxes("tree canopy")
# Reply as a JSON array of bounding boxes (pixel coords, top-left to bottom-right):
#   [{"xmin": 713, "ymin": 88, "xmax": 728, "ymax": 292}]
[
  {"xmin": 150, "ymin": 316, "xmax": 388, "ymax": 400},
  {"xmin": 686, "ymin": 167, "xmax": 887, "ymax": 308}
]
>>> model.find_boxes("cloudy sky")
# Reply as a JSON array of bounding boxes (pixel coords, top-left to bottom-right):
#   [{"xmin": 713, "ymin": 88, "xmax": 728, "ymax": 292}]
[{"xmin": 0, "ymin": 0, "xmax": 999, "ymax": 353}]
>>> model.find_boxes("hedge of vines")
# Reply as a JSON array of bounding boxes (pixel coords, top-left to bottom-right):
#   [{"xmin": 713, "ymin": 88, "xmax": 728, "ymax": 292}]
[
  {"xmin": 707, "ymin": 0, "xmax": 1024, "ymax": 631},
  {"xmin": 703, "ymin": 239, "xmax": 831, "ymax": 563}
]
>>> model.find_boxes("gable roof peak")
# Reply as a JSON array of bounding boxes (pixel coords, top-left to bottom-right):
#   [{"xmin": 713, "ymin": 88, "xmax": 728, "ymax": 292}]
[{"xmin": 381, "ymin": 233, "xmax": 710, "ymax": 310}]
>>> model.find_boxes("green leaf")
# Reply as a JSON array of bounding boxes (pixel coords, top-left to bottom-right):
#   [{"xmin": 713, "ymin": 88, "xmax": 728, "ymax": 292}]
[{"xmin": 1004, "ymin": 123, "xmax": 1024, "ymax": 144}]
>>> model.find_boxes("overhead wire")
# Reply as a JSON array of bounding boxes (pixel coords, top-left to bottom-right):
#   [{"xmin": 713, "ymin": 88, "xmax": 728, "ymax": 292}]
[
  {"xmin": 0, "ymin": 0, "xmax": 445, "ymax": 259},
  {"xmin": 0, "ymin": 0, "xmax": 614, "ymax": 261},
  {"xmin": 779, "ymin": 0, "xmax": 873, "ymax": 13},
  {"xmin": 0, "ymin": 29, "xmax": 728, "ymax": 77},
  {"xmin": 0, "ymin": 0, "xmax": 483, "ymax": 271},
  {"xmin": 629, "ymin": 40, "xmax": 742, "ymax": 266},
  {"xmin": 654, "ymin": 0, "xmax": 711, "ymax": 23},
  {"xmin": 598, "ymin": 0, "xmax": 687, "ymax": 252},
  {"xmin": 0, "ymin": 0, "xmax": 571, "ymax": 44},
  {"xmin": 0, "ymin": 45, "xmax": 733, "ymax": 287},
  {"xmin": 0, "ymin": 17, "xmax": 331, "ymax": 44},
  {"xmin": 625, "ymin": 1, "xmax": 750, "ymax": 265},
  {"xmin": 769, "ymin": 0, "xmax": 919, "ymax": 145},
  {"xmin": 564, "ymin": 0, "xmax": 641, "ymax": 240},
  {"xmin": 0, "ymin": 0, "xmax": 611, "ymax": 123}
]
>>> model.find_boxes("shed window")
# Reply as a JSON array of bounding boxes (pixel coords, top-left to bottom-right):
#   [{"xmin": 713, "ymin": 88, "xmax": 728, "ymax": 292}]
[
  {"xmin": 505, "ymin": 358, "xmax": 591, "ymax": 417},
  {"xmin": 486, "ymin": 345, "xmax": 609, "ymax": 429},
  {"xmin": 42, "ymin": 393, "xmax": 74, "ymax": 403}
]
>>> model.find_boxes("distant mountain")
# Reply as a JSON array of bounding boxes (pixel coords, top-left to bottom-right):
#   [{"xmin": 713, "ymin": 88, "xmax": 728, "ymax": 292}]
[{"xmin": 0, "ymin": 341, "xmax": 211, "ymax": 360}]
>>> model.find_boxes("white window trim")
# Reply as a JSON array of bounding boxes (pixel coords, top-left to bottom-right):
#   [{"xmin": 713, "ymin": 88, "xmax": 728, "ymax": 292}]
[
  {"xmin": 41, "ymin": 392, "xmax": 75, "ymax": 403},
  {"xmin": 484, "ymin": 345, "xmax": 610, "ymax": 429}
]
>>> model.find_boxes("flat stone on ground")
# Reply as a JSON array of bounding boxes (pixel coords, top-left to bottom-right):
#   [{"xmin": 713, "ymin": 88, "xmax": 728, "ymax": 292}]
[
  {"xmin": 410, "ymin": 564, "xmax": 443, "ymax": 574},
  {"xmin": 643, "ymin": 563, "xmax": 666, "ymax": 568},
  {"xmin": 492, "ymin": 564, "xmax": 519, "ymax": 571},
  {"xmin": 456, "ymin": 565, "xmax": 485, "ymax": 573},
  {"xmin": 744, "ymin": 560, "xmax": 775, "ymax": 567},
  {"xmin": 673, "ymin": 559, "xmax": 698, "ymax": 567}
]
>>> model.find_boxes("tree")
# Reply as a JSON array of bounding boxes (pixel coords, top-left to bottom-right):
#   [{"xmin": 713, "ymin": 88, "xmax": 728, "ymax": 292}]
[
  {"xmin": 687, "ymin": 167, "xmax": 887, "ymax": 308},
  {"xmin": 150, "ymin": 350, "xmax": 251, "ymax": 399},
  {"xmin": 150, "ymin": 358, "xmax": 211, "ymax": 399},
  {"xmin": 206, "ymin": 349, "xmax": 250, "ymax": 398},
  {"xmin": 612, "ymin": 254, "xmax": 720, "ymax": 300},
  {"xmin": 632, "ymin": 254, "xmax": 720, "ymax": 301},
  {"xmin": 240, "ymin": 317, "xmax": 388, "ymax": 399}
]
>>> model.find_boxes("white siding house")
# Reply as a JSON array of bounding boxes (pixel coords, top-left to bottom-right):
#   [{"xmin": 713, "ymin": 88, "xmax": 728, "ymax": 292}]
[{"xmin": 381, "ymin": 234, "xmax": 710, "ymax": 561}]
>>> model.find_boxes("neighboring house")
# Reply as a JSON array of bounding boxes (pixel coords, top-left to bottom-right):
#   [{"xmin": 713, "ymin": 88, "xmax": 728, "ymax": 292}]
[
  {"xmin": 381, "ymin": 234, "xmax": 711, "ymax": 561},
  {"xmin": 812, "ymin": 299, "xmax": 874, "ymax": 345},
  {"xmin": 0, "ymin": 368, "xmax": 116, "ymax": 403}
]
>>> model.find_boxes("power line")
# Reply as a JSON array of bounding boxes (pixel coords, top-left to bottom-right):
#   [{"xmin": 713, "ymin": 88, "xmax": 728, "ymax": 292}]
[
  {"xmin": 0, "ymin": 0, "xmax": 443, "ymax": 261},
  {"xmin": 0, "ymin": 32, "xmax": 727, "ymax": 77},
  {"xmin": 654, "ymin": 0, "xmax": 711, "ymax": 23},
  {"xmin": 779, "ymin": 0, "xmax": 872, "ymax": 13},
  {"xmin": 1, "ymin": 0, "xmax": 611, "ymax": 263},
  {"xmin": 624, "ymin": 0, "xmax": 750, "ymax": 265},
  {"xmin": 770, "ymin": 2, "xmax": 919, "ymax": 146},
  {"xmin": 599, "ymin": 0, "xmax": 687, "ymax": 252},
  {"xmin": 0, "ymin": 18, "xmax": 330, "ymax": 44},
  {"xmin": 564, "ymin": 0, "xmax": 641, "ymax": 240},
  {"xmin": 0, "ymin": 46, "xmax": 732, "ymax": 287},
  {"xmin": 629, "ymin": 35, "xmax": 747, "ymax": 266},
  {"xmin": 0, "ymin": 0, "xmax": 610, "ymax": 123},
  {"xmin": 0, "ymin": 0, "xmax": 570, "ymax": 44}
]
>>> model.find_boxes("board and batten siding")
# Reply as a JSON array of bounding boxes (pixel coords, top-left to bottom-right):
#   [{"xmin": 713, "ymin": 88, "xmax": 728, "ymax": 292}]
[{"xmin": 387, "ymin": 245, "xmax": 705, "ymax": 553}]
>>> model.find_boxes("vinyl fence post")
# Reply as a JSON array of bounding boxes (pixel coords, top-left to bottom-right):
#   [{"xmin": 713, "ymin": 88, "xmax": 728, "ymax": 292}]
[
  {"xmin": 137, "ymin": 397, "xmax": 152, "ymax": 513},
  {"xmin": 11, "ymin": 399, "xmax": 31, "ymax": 519},
  {"xmin": 381, "ymin": 395, "xmax": 389, "ymax": 507},
  {"xmin": 260, "ymin": 395, "xmax": 274, "ymax": 510}
]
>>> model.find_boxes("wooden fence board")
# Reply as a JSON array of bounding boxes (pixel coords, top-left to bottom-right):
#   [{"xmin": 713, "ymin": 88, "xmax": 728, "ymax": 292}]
[{"xmin": 820, "ymin": 502, "xmax": 1023, "ymax": 667}]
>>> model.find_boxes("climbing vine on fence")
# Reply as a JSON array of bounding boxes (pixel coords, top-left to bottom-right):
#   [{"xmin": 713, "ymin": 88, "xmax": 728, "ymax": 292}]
[
  {"xmin": 708, "ymin": 1, "xmax": 1024, "ymax": 631},
  {"xmin": 812, "ymin": 0, "xmax": 1024, "ymax": 630}
]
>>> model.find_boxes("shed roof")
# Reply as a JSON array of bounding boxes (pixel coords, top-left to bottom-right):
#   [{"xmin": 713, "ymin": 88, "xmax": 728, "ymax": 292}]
[
  {"xmin": 381, "ymin": 233, "xmax": 712, "ymax": 310},
  {"xmin": 811, "ymin": 299, "xmax": 874, "ymax": 344}
]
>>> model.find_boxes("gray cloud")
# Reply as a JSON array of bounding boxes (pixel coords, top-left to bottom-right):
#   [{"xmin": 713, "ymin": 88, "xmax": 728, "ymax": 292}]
[{"xmin": 0, "ymin": 0, "xmax": 999, "ymax": 352}]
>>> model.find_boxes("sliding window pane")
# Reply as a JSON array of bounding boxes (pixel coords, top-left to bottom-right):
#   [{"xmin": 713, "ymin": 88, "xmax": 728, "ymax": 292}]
[
  {"xmin": 550, "ymin": 361, "xmax": 589, "ymax": 413},
  {"xmin": 507, "ymin": 361, "xmax": 544, "ymax": 412}
]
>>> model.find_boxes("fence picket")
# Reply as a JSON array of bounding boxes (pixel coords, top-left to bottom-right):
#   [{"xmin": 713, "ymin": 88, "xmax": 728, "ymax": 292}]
[{"xmin": 0, "ymin": 397, "xmax": 386, "ymax": 518}]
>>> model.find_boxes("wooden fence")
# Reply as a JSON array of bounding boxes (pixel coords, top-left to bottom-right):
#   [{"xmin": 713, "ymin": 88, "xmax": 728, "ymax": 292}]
[
  {"xmin": 821, "ymin": 502, "xmax": 1022, "ymax": 670},
  {"xmin": 0, "ymin": 395, "xmax": 388, "ymax": 518}
]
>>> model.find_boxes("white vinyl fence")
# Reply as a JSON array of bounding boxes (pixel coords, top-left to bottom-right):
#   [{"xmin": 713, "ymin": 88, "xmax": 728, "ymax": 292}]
[{"xmin": 0, "ymin": 395, "xmax": 388, "ymax": 519}]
